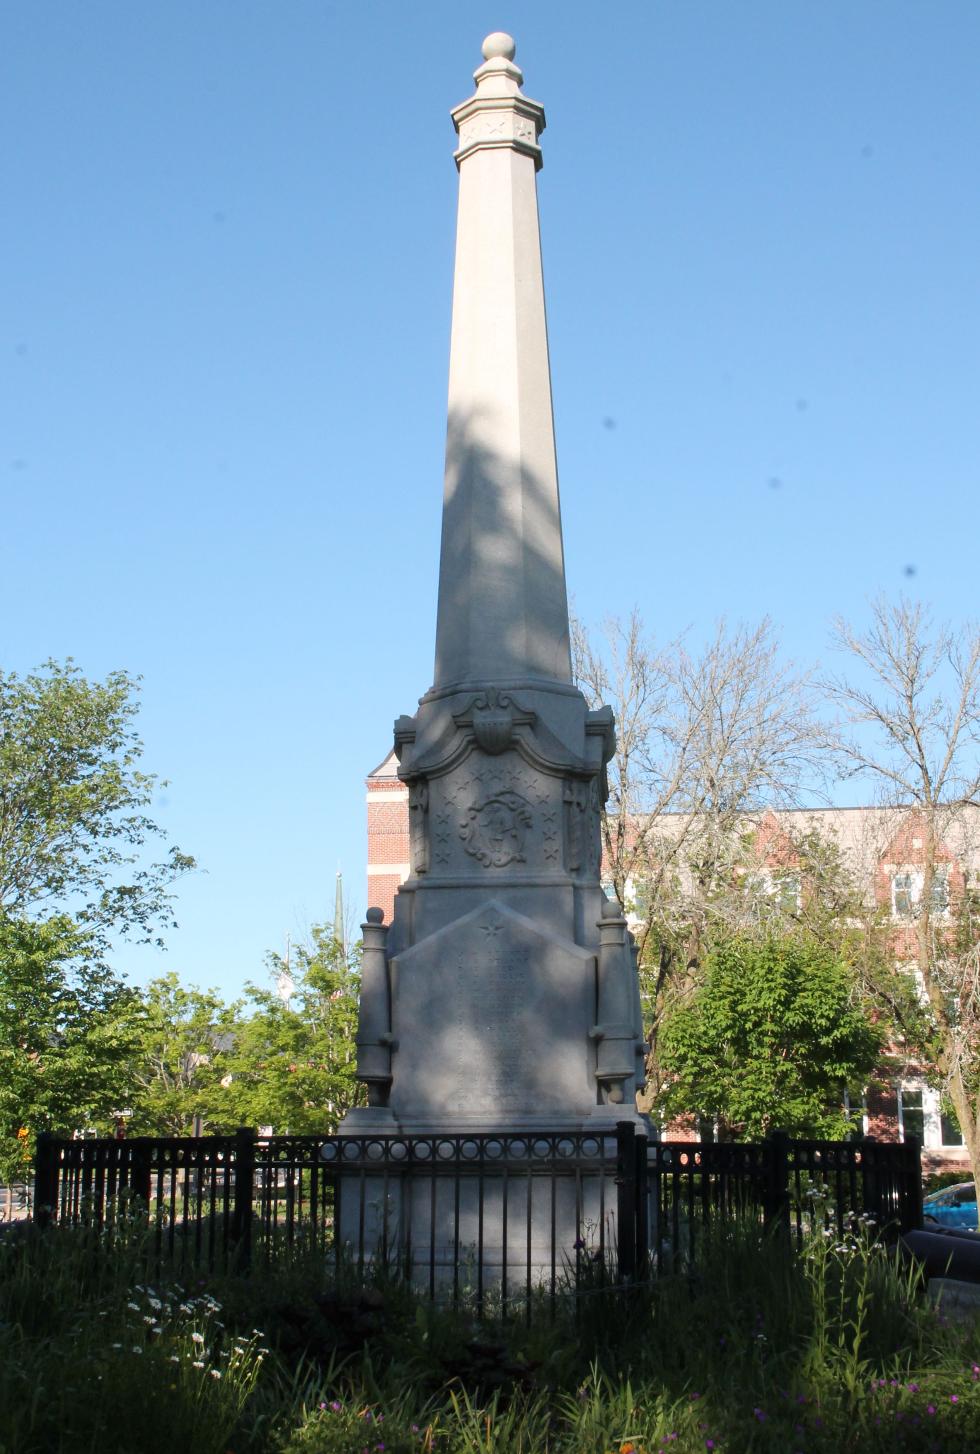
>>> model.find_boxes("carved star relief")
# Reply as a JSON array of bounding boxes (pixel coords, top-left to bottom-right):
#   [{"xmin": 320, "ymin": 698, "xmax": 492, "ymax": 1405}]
[
  {"xmin": 444, "ymin": 774, "xmax": 474, "ymax": 807},
  {"xmin": 434, "ymin": 811, "xmax": 451, "ymax": 865}
]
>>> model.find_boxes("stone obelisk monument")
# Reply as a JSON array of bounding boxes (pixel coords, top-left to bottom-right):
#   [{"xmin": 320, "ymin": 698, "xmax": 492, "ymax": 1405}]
[{"xmin": 345, "ymin": 33, "xmax": 646, "ymax": 1140}]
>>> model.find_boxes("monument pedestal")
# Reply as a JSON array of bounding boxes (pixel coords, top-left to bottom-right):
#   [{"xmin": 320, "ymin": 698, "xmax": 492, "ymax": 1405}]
[{"xmin": 330, "ymin": 1124, "xmax": 648, "ymax": 1302}]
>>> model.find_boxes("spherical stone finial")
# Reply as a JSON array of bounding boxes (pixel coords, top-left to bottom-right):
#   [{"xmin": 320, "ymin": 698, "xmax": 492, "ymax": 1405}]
[
  {"xmin": 482, "ymin": 31, "xmax": 516, "ymax": 61},
  {"xmin": 365, "ymin": 906, "xmax": 385, "ymax": 924}
]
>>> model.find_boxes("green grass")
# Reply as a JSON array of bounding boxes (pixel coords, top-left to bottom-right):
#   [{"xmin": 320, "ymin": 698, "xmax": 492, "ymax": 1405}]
[{"xmin": 0, "ymin": 1217, "xmax": 977, "ymax": 1453}]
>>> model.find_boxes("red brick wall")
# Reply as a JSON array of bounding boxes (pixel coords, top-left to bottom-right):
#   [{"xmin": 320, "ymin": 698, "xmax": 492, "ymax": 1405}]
[{"xmin": 366, "ymin": 769, "xmax": 409, "ymax": 926}]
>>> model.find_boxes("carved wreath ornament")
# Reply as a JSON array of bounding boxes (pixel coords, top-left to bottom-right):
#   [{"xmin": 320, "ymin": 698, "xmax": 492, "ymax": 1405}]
[{"xmin": 460, "ymin": 791, "xmax": 533, "ymax": 868}]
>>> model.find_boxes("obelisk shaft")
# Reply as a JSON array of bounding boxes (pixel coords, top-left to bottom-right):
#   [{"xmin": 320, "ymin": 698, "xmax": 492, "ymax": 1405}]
[{"xmin": 433, "ymin": 41, "xmax": 572, "ymax": 694}]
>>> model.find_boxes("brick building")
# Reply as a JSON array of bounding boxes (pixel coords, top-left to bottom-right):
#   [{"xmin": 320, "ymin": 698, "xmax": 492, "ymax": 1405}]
[
  {"xmin": 367, "ymin": 752, "xmax": 977, "ymax": 1170},
  {"xmin": 365, "ymin": 751, "xmax": 409, "ymax": 926}
]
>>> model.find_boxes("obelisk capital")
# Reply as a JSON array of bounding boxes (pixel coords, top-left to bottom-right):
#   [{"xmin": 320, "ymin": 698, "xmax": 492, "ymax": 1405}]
[{"xmin": 452, "ymin": 32, "xmax": 545, "ymax": 172}]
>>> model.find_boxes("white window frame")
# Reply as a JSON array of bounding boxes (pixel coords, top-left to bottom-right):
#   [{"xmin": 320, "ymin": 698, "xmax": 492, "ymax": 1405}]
[
  {"xmin": 892, "ymin": 869, "xmax": 923, "ymax": 919},
  {"xmin": 843, "ymin": 1087, "xmax": 869, "ymax": 1137},
  {"xmin": 930, "ymin": 866, "xmax": 951, "ymax": 917},
  {"xmin": 897, "ymin": 1082, "xmax": 930, "ymax": 1146},
  {"xmin": 891, "ymin": 866, "xmax": 950, "ymax": 920}
]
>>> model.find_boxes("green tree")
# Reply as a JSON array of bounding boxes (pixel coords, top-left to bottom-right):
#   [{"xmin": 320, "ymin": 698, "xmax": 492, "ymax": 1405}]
[
  {"xmin": 0, "ymin": 659, "xmax": 195, "ymax": 1154},
  {"xmin": 127, "ymin": 973, "xmax": 242, "ymax": 1136},
  {"xmin": 0, "ymin": 913, "xmax": 141, "ymax": 1179},
  {"xmin": 0, "ymin": 659, "xmax": 195, "ymax": 951},
  {"xmin": 658, "ymin": 935, "xmax": 882, "ymax": 1139},
  {"xmin": 224, "ymin": 925, "xmax": 362, "ymax": 1134}
]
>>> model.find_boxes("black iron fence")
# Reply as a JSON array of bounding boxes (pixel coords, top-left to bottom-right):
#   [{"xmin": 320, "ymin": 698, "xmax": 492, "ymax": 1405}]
[
  {"xmin": 32, "ymin": 1125, "xmax": 922, "ymax": 1309},
  {"xmin": 650, "ymin": 1132, "xmax": 923, "ymax": 1272}
]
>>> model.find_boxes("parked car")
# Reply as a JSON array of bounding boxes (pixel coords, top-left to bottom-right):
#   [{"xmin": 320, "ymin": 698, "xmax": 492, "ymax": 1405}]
[{"xmin": 922, "ymin": 1181, "xmax": 978, "ymax": 1231}]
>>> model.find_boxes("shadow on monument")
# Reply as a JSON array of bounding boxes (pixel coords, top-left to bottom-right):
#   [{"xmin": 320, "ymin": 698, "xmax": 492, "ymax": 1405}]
[{"xmin": 432, "ymin": 405, "xmax": 574, "ymax": 692}]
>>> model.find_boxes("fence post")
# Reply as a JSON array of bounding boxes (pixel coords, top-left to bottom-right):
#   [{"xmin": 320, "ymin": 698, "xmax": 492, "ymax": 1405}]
[
  {"xmin": 763, "ymin": 1130, "xmax": 790, "ymax": 1238},
  {"xmin": 232, "ymin": 1127, "xmax": 256, "ymax": 1270},
  {"xmin": 902, "ymin": 1134, "xmax": 923, "ymax": 1232},
  {"xmin": 616, "ymin": 1120, "xmax": 637, "ymax": 1281},
  {"xmin": 126, "ymin": 1138, "xmax": 153, "ymax": 1216},
  {"xmin": 860, "ymin": 1135, "xmax": 879, "ymax": 1231},
  {"xmin": 633, "ymin": 1128, "xmax": 649, "ymax": 1274},
  {"xmin": 33, "ymin": 1132, "xmax": 59, "ymax": 1228}
]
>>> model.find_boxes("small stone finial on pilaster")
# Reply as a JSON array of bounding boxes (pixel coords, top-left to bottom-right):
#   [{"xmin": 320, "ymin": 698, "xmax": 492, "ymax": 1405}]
[
  {"xmin": 355, "ymin": 907, "xmax": 394, "ymax": 1107},
  {"xmin": 592, "ymin": 898, "xmax": 637, "ymax": 1107}
]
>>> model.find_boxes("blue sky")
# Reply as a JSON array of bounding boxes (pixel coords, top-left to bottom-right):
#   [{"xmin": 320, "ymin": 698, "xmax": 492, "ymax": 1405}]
[{"xmin": 4, "ymin": 2, "xmax": 978, "ymax": 999}]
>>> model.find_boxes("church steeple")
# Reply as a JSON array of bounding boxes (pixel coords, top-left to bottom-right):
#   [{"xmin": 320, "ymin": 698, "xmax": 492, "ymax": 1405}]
[{"xmin": 432, "ymin": 33, "xmax": 572, "ymax": 694}]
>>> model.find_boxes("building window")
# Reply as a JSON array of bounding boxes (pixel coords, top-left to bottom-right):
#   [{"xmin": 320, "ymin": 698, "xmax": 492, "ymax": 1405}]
[
  {"xmin": 891, "ymin": 868, "xmax": 949, "ymax": 919},
  {"xmin": 744, "ymin": 869, "xmax": 801, "ymax": 917},
  {"xmin": 930, "ymin": 869, "xmax": 950, "ymax": 916},
  {"xmin": 773, "ymin": 870, "xmax": 801, "ymax": 914},
  {"xmin": 696, "ymin": 1115, "xmax": 716, "ymax": 1143},
  {"xmin": 892, "ymin": 872, "xmax": 917, "ymax": 918},
  {"xmin": 898, "ymin": 1086, "xmax": 925, "ymax": 1144},
  {"xmin": 941, "ymin": 1098, "xmax": 964, "ymax": 1147},
  {"xmin": 843, "ymin": 1087, "xmax": 869, "ymax": 1136},
  {"xmin": 632, "ymin": 879, "xmax": 651, "ymax": 917}
]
